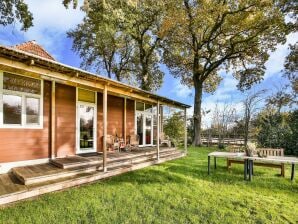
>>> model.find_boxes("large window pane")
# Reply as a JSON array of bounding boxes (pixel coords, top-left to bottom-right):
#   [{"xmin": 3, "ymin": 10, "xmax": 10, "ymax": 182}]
[
  {"xmin": 3, "ymin": 72, "xmax": 41, "ymax": 94},
  {"xmin": 3, "ymin": 94, "xmax": 22, "ymax": 125},
  {"xmin": 26, "ymin": 97, "xmax": 40, "ymax": 124}
]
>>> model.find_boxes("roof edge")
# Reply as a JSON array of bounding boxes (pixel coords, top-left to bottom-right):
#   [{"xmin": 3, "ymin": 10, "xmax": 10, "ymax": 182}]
[{"xmin": 0, "ymin": 44, "xmax": 191, "ymax": 109}]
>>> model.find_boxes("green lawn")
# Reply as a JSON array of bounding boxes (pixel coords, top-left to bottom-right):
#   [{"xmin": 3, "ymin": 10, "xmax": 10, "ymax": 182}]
[{"xmin": 0, "ymin": 147, "xmax": 297, "ymax": 223}]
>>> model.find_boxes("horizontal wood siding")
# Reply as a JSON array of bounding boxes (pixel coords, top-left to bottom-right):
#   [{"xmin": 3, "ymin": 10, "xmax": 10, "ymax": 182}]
[
  {"xmin": 0, "ymin": 81, "xmax": 51, "ymax": 163},
  {"xmin": 107, "ymin": 95, "xmax": 124, "ymax": 137},
  {"xmin": 126, "ymin": 99, "xmax": 135, "ymax": 137},
  {"xmin": 97, "ymin": 95, "xmax": 134, "ymax": 151},
  {"xmin": 55, "ymin": 83, "xmax": 76, "ymax": 157}
]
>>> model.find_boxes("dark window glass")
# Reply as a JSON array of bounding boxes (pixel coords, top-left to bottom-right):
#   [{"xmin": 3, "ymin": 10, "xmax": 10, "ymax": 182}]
[
  {"xmin": 136, "ymin": 102, "xmax": 144, "ymax": 111},
  {"xmin": 26, "ymin": 97, "xmax": 40, "ymax": 124},
  {"xmin": 145, "ymin": 104, "xmax": 152, "ymax": 113},
  {"xmin": 3, "ymin": 72, "xmax": 41, "ymax": 94},
  {"xmin": 3, "ymin": 94, "xmax": 22, "ymax": 125}
]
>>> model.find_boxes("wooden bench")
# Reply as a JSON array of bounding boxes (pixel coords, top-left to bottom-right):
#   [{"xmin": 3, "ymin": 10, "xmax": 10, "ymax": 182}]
[{"xmin": 227, "ymin": 148, "xmax": 285, "ymax": 177}]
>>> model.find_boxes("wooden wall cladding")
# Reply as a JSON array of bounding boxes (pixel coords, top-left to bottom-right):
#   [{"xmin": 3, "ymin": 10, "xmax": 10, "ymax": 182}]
[
  {"xmin": 126, "ymin": 99, "xmax": 135, "ymax": 137},
  {"xmin": 0, "ymin": 80, "xmax": 51, "ymax": 163},
  {"xmin": 97, "ymin": 94, "xmax": 135, "ymax": 152},
  {"xmin": 55, "ymin": 83, "xmax": 76, "ymax": 157}
]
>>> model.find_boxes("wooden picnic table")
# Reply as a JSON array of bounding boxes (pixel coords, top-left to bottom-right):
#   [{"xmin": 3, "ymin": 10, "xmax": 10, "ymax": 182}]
[{"xmin": 208, "ymin": 152, "xmax": 298, "ymax": 182}]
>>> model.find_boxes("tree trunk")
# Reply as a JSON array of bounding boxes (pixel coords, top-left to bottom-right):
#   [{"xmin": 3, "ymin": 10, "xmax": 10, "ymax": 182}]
[{"xmin": 193, "ymin": 78, "xmax": 203, "ymax": 146}]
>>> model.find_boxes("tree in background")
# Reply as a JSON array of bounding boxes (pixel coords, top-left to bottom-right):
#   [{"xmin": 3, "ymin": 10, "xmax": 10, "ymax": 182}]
[
  {"xmin": 0, "ymin": 0, "xmax": 33, "ymax": 31},
  {"xmin": 285, "ymin": 110, "xmax": 298, "ymax": 156},
  {"xmin": 163, "ymin": 0, "xmax": 290, "ymax": 146},
  {"xmin": 256, "ymin": 108, "xmax": 292, "ymax": 150},
  {"xmin": 284, "ymin": 43, "xmax": 298, "ymax": 95},
  {"xmin": 68, "ymin": 0, "xmax": 167, "ymax": 91},
  {"xmin": 68, "ymin": 2, "xmax": 133, "ymax": 81},
  {"xmin": 163, "ymin": 112, "xmax": 185, "ymax": 146},
  {"xmin": 211, "ymin": 103, "xmax": 237, "ymax": 148}
]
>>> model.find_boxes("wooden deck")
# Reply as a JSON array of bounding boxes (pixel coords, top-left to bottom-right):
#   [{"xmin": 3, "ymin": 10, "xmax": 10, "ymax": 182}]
[{"xmin": 0, "ymin": 147, "xmax": 185, "ymax": 206}]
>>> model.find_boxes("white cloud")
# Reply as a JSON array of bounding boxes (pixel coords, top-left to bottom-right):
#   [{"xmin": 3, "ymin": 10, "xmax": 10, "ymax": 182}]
[
  {"xmin": 201, "ymin": 101, "xmax": 243, "ymax": 129},
  {"xmin": 171, "ymin": 79, "xmax": 193, "ymax": 98},
  {"xmin": 1, "ymin": 0, "xmax": 85, "ymax": 60},
  {"xmin": 264, "ymin": 32, "xmax": 298, "ymax": 79}
]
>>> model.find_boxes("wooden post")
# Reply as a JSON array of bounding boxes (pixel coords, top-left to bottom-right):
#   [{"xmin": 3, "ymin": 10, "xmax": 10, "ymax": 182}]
[
  {"xmin": 103, "ymin": 85, "xmax": 108, "ymax": 172},
  {"xmin": 157, "ymin": 101, "xmax": 160, "ymax": 160},
  {"xmin": 124, "ymin": 98, "xmax": 127, "ymax": 144},
  {"xmin": 184, "ymin": 107, "xmax": 187, "ymax": 154},
  {"xmin": 51, "ymin": 81, "xmax": 56, "ymax": 159}
]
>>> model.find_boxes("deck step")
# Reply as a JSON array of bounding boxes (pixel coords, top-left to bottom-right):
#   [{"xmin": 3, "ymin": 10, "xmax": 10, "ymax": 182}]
[
  {"xmin": 50, "ymin": 147, "xmax": 178, "ymax": 169},
  {"xmin": 12, "ymin": 164, "xmax": 100, "ymax": 185},
  {"xmin": 12, "ymin": 149, "xmax": 184, "ymax": 185}
]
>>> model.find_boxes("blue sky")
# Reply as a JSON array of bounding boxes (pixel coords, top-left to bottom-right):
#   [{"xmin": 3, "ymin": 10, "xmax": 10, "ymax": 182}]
[{"xmin": 0, "ymin": 0, "xmax": 297, "ymax": 127}]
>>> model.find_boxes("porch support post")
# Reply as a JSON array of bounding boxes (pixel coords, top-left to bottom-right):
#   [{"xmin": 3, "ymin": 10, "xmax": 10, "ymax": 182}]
[
  {"xmin": 157, "ymin": 101, "xmax": 160, "ymax": 160},
  {"xmin": 124, "ymin": 97, "xmax": 127, "ymax": 144},
  {"xmin": 51, "ymin": 81, "xmax": 56, "ymax": 159},
  {"xmin": 184, "ymin": 107, "xmax": 187, "ymax": 154},
  {"xmin": 103, "ymin": 85, "xmax": 108, "ymax": 172}
]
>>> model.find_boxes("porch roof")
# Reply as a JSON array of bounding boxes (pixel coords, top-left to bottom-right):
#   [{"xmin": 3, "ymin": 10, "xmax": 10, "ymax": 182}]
[{"xmin": 0, "ymin": 44, "xmax": 191, "ymax": 109}]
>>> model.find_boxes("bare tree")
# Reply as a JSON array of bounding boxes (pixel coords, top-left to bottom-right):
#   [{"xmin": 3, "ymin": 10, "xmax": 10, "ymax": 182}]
[
  {"xmin": 212, "ymin": 102, "xmax": 237, "ymax": 148},
  {"xmin": 242, "ymin": 90, "xmax": 266, "ymax": 147}
]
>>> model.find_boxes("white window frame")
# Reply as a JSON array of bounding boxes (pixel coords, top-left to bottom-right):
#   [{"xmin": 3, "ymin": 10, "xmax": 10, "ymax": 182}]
[
  {"xmin": 0, "ymin": 71, "xmax": 44, "ymax": 129},
  {"xmin": 76, "ymin": 87, "xmax": 97, "ymax": 154},
  {"xmin": 135, "ymin": 101, "xmax": 155, "ymax": 147}
]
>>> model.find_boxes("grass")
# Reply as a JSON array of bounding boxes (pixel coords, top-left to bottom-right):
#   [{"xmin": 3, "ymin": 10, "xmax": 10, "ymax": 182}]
[{"xmin": 0, "ymin": 147, "xmax": 297, "ymax": 224}]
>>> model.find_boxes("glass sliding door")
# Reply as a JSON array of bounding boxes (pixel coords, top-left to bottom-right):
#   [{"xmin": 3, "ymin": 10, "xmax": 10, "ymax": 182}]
[
  {"xmin": 135, "ymin": 103, "xmax": 154, "ymax": 147},
  {"xmin": 136, "ymin": 112, "xmax": 144, "ymax": 146},
  {"xmin": 145, "ymin": 115, "xmax": 152, "ymax": 145},
  {"xmin": 78, "ymin": 103, "xmax": 96, "ymax": 153},
  {"xmin": 76, "ymin": 88, "xmax": 97, "ymax": 154}
]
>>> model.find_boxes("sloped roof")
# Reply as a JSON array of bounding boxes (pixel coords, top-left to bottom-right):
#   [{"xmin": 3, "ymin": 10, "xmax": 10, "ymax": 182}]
[
  {"xmin": 0, "ymin": 43, "xmax": 191, "ymax": 109},
  {"xmin": 13, "ymin": 40, "xmax": 55, "ymax": 61}
]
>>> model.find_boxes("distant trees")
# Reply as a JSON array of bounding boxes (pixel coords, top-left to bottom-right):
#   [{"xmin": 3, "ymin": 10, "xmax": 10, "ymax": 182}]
[
  {"xmin": 163, "ymin": 112, "xmax": 185, "ymax": 146},
  {"xmin": 242, "ymin": 90, "xmax": 266, "ymax": 147},
  {"xmin": 162, "ymin": 0, "xmax": 289, "ymax": 146},
  {"xmin": 0, "ymin": 0, "xmax": 33, "ymax": 31},
  {"xmin": 284, "ymin": 43, "xmax": 298, "ymax": 94},
  {"xmin": 68, "ymin": 0, "xmax": 167, "ymax": 91}
]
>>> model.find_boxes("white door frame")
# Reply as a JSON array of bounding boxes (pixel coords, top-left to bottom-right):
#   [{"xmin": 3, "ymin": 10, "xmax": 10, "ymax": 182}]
[
  {"xmin": 76, "ymin": 89, "xmax": 97, "ymax": 154},
  {"xmin": 135, "ymin": 110, "xmax": 154, "ymax": 147}
]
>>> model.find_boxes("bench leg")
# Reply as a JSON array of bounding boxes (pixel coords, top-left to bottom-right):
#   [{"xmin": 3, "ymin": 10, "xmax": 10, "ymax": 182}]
[
  {"xmin": 244, "ymin": 159, "xmax": 248, "ymax": 180},
  {"xmin": 291, "ymin": 164, "xmax": 295, "ymax": 181},
  {"xmin": 208, "ymin": 156, "xmax": 210, "ymax": 175},
  {"xmin": 248, "ymin": 160, "xmax": 253, "ymax": 181},
  {"xmin": 281, "ymin": 164, "xmax": 285, "ymax": 177},
  {"xmin": 214, "ymin": 157, "xmax": 217, "ymax": 169}
]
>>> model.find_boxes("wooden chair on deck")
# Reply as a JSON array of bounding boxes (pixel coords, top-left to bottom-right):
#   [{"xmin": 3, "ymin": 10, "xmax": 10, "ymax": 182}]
[
  {"xmin": 160, "ymin": 132, "xmax": 171, "ymax": 147},
  {"xmin": 127, "ymin": 135, "xmax": 140, "ymax": 151},
  {"xmin": 106, "ymin": 135, "xmax": 120, "ymax": 152}
]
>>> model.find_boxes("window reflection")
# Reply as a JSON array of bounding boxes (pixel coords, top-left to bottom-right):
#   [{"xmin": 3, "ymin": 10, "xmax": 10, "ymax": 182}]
[
  {"xmin": 26, "ymin": 97, "xmax": 40, "ymax": 124},
  {"xmin": 3, "ymin": 94, "xmax": 22, "ymax": 125},
  {"xmin": 80, "ymin": 105, "xmax": 94, "ymax": 149}
]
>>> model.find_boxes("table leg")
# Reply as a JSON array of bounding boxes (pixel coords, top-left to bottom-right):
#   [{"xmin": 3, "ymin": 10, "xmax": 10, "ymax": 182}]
[
  {"xmin": 249, "ymin": 160, "xmax": 253, "ymax": 181},
  {"xmin": 291, "ymin": 164, "xmax": 295, "ymax": 181},
  {"xmin": 214, "ymin": 157, "xmax": 217, "ymax": 169},
  {"xmin": 244, "ymin": 159, "xmax": 248, "ymax": 180},
  {"xmin": 208, "ymin": 156, "xmax": 211, "ymax": 175},
  {"xmin": 251, "ymin": 161, "xmax": 254, "ymax": 176}
]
